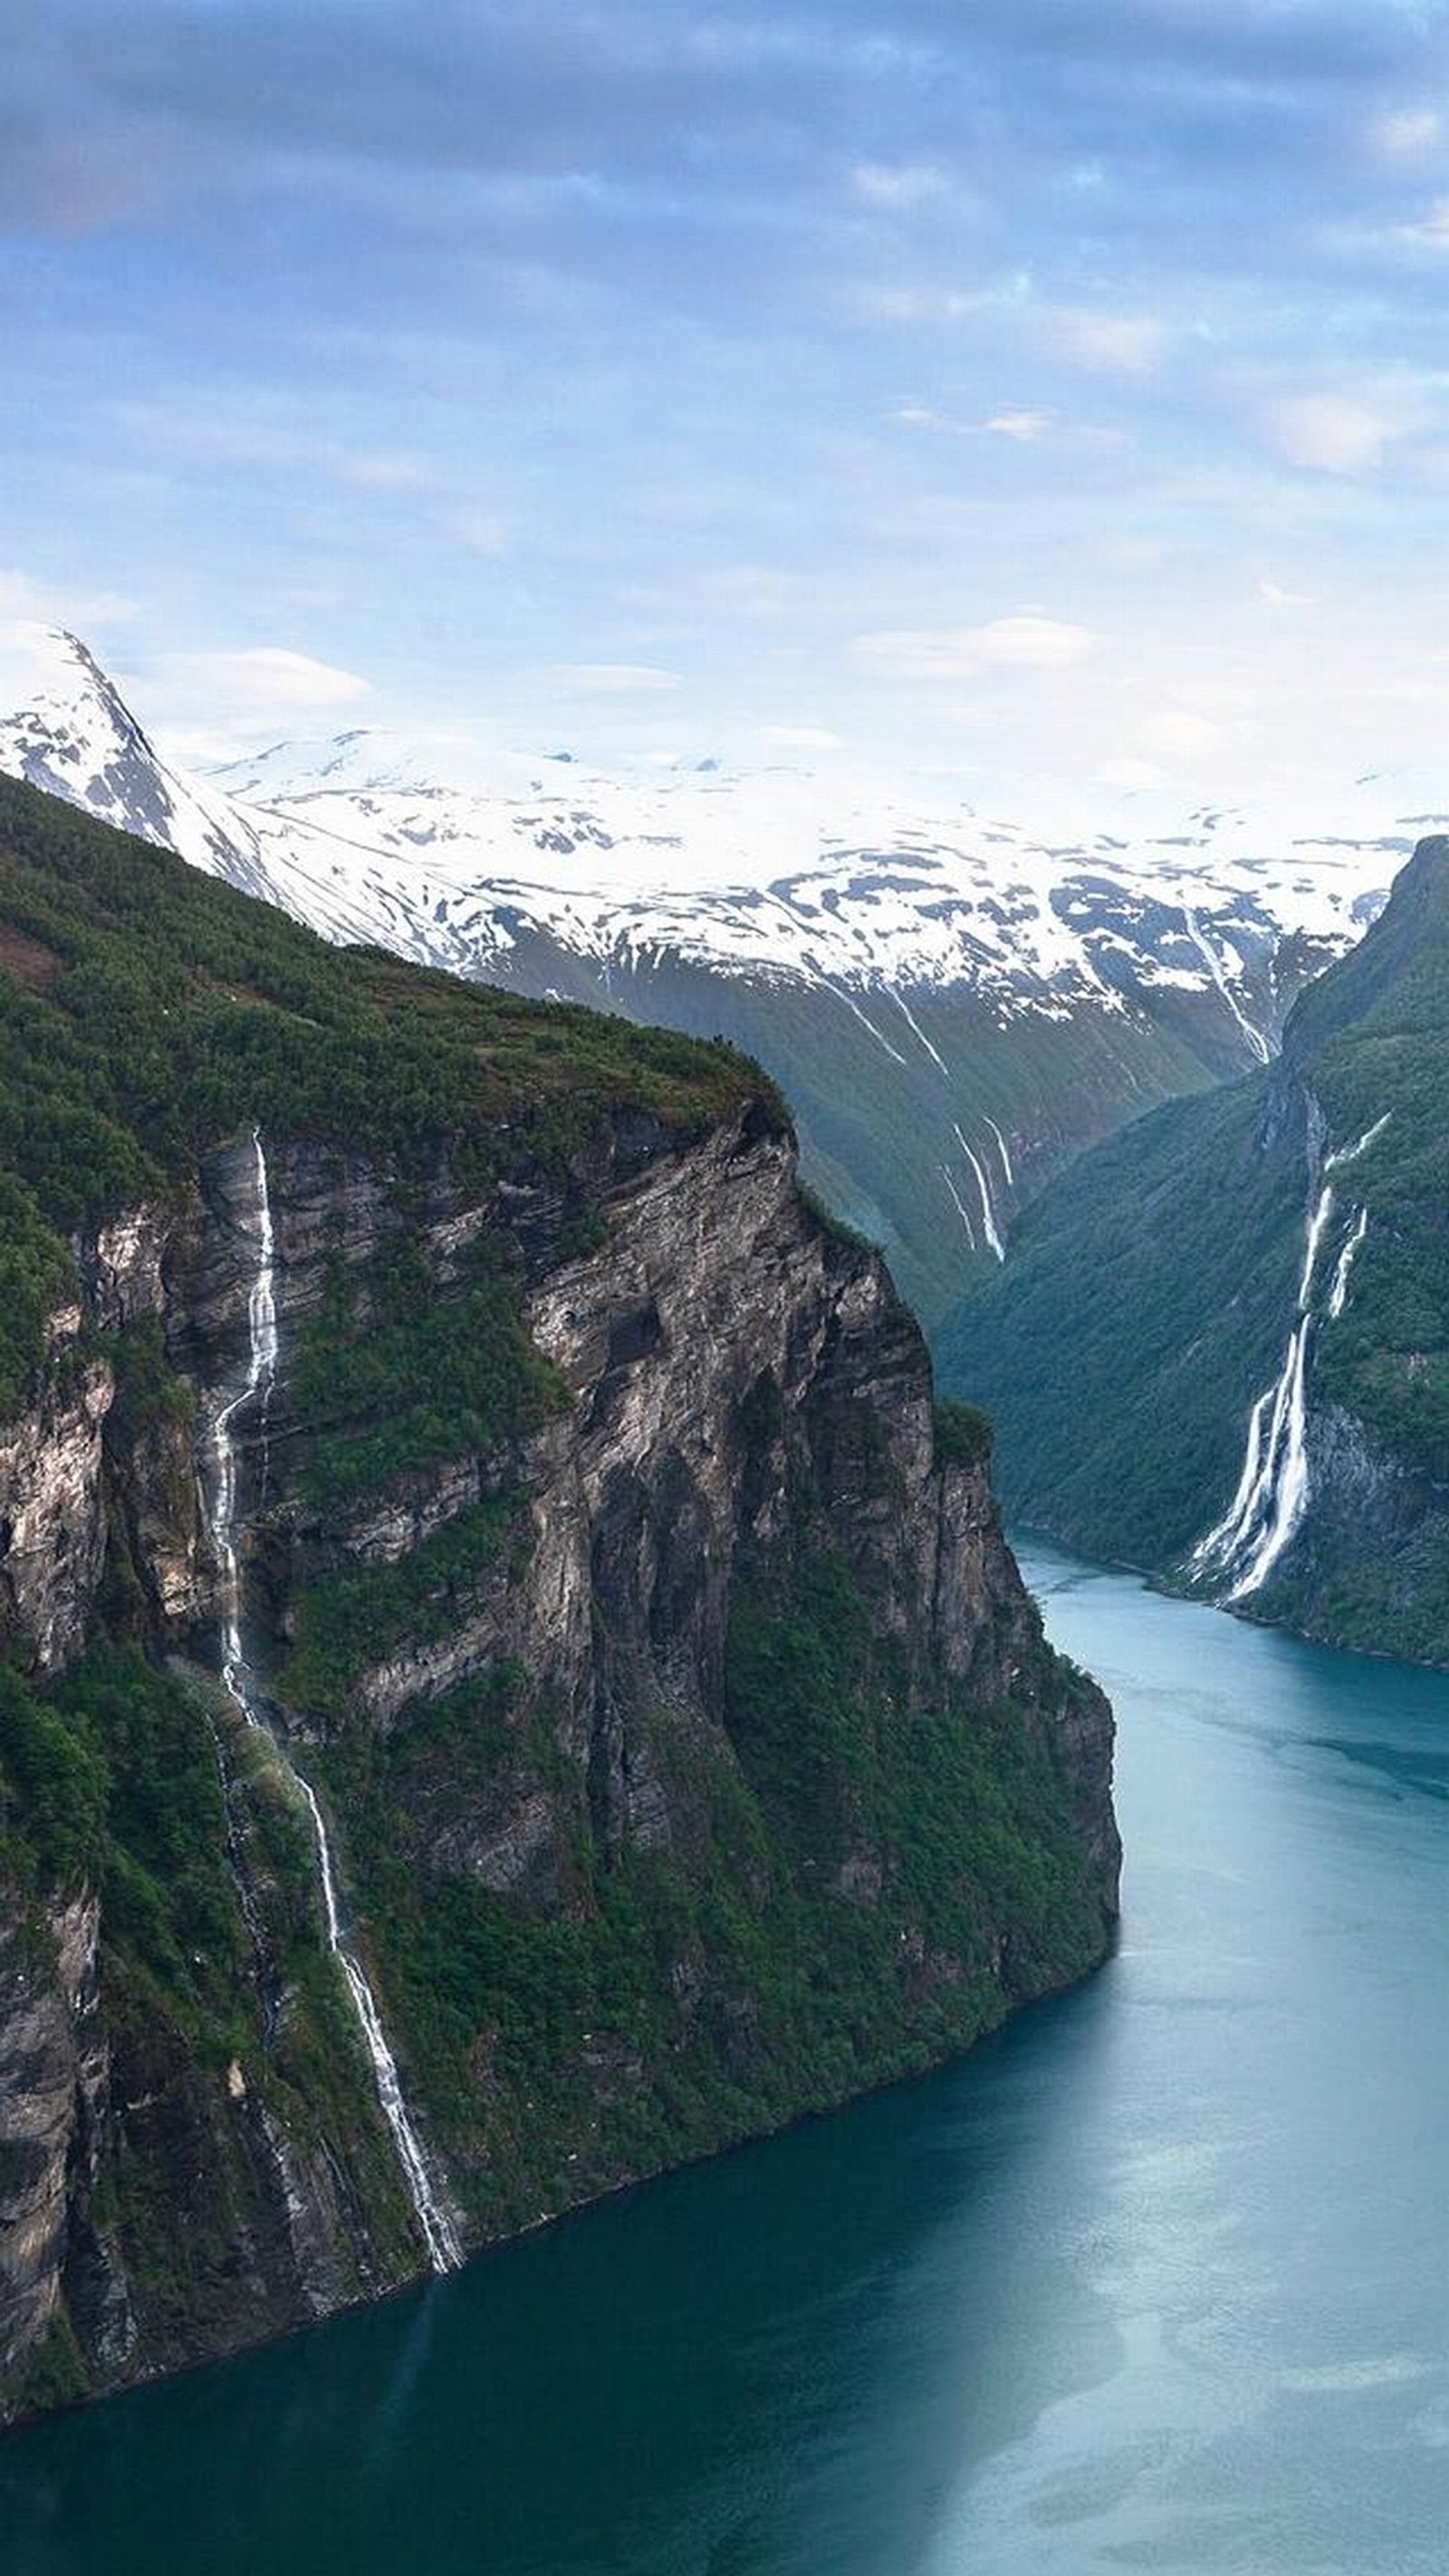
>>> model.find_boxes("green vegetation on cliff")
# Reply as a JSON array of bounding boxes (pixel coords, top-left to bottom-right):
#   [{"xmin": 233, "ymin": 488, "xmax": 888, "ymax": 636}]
[
  {"xmin": 307, "ymin": 1539, "xmax": 1108, "ymax": 2239},
  {"xmin": 939, "ymin": 836, "xmax": 1449, "ymax": 1658},
  {"xmin": 937, "ymin": 1075, "xmax": 1304, "ymax": 1566},
  {"xmin": 485, "ymin": 916, "xmax": 1275, "ymax": 1327},
  {"xmin": 0, "ymin": 774, "xmax": 1117, "ymax": 2421},
  {"xmin": 1289, "ymin": 845, "xmax": 1449, "ymax": 1502},
  {"xmin": 293, "ymin": 1245, "xmax": 566, "ymax": 1509},
  {"xmin": 0, "ymin": 1647, "xmax": 423, "ymax": 2338},
  {"xmin": 278, "ymin": 1495, "xmax": 524, "ymax": 1719},
  {"xmin": 0, "ymin": 773, "xmax": 779, "ymax": 1413}
]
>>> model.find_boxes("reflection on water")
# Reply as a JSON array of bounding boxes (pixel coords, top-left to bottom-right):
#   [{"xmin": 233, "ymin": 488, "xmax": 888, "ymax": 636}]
[{"xmin": 5, "ymin": 1541, "xmax": 1449, "ymax": 2574}]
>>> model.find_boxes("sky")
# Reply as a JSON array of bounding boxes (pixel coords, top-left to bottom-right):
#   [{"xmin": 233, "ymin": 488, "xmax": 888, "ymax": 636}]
[{"xmin": 6, "ymin": 0, "xmax": 1449, "ymax": 827}]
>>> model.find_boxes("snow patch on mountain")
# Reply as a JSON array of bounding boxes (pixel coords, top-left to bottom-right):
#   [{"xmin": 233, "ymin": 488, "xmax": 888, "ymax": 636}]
[{"xmin": 0, "ymin": 627, "xmax": 1405, "ymax": 1043}]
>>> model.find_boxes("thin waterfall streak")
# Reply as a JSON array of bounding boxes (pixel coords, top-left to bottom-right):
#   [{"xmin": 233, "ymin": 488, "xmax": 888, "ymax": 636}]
[
  {"xmin": 940, "ymin": 1164, "xmax": 977, "ymax": 1250},
  {"xmin": 827, "ymin": 982, "xmax": 909, "ymax": 1066},
  {"xmin": 1183, "ymin": 908, "xmax": 1271, "ymax": 1065},
  {"xmin": 1326, "ymin": 1113, "xmax": 1391, "ymax": 1172},
  {"xmin": 984, "ymin": 1116, "xmax": 1014, "ymax": 1190},
  {"xmin": 1299, "ymin": 1186, "xmax": 1335, "ymax": 1310},
  {"xmin": 206, "ymin": 1724, "xmax": 279, "ymax": 2043},
  {"xmin": 1244, "ymin": 1344, "xmax": 1298, "ymax": 1530},
  {"xmin": 201, "ymin": 1130, "xmax": 461, "ymax": 2274},
  {"xmin": 889, "ymin": 987, "xmax": 950, "ymax": 1076},
  {"xmin": 955, "ymin": 1126, "xmax": 1004, "ymax": 1261},
  {"xmin": 1329, "ymin": 1209, "xmax": 1368, "ymax": 1319}
]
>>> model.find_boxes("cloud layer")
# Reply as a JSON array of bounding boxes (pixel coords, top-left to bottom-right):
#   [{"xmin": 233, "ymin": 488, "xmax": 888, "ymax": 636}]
[{"xmin": 5, "ymin": 0, "xmax": 1449, "ymax": 814}]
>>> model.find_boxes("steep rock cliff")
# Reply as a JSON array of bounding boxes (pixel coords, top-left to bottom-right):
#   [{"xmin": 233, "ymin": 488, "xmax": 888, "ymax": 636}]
[
  {"xmin": 0, "ymin": 774, "xmax": 1118, "ymax": 2421},
  {"xmin": 941, "ymin": 834, "xmax": 1449, "ymax": 1660}
]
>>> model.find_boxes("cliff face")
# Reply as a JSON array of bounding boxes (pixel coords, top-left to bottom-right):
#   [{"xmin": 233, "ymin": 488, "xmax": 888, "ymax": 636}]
[
  {"xmin": 0, "ymin": 1105, "xmax": 1117, "ymax": 2419},
  {"xmin": 0, "ymin": 1892, "xmax": 112, "ymax": 2394},
  {"xmin": 941, "ymin": 836, "xmax": 1449, "ymax": 1663},
  {"xmin": 0, "ymin": 773, "xmax": 1118, "ymax": 2424}
]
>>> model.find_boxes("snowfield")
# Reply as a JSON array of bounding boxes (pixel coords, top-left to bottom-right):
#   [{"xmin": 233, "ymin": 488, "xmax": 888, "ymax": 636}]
[{"xmin": 0, "ymin": 627, "xmax": 1406, "ymax": 1042}]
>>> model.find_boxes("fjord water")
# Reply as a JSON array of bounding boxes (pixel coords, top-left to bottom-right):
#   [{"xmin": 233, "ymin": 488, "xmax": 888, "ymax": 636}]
[{"xmin": 7, "ymin": 1543, "xmax": 1449, "ymax": 2575}]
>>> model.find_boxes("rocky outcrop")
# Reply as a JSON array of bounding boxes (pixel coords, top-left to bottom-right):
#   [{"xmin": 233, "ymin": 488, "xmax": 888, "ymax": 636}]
[
  {"xmin": 0, "ymin": 1100, "xmax": 1118, "ymax": 2423},
  {"xmin": 0, "ymin": 1334, "xmax": 114, "ymax": 1678},
  {"xmin": 1267, "ymin": 1400, "xmax": 1449, "ymax": 1659},
  {"xmin": 261, "ymin": 1110, "xmax": 1117, "ymax": 1907},
  {"xmin": 80, "ymin": 1206, "xmax": 168, "ymax": 1334},
  {"xmin": 0, "ymin": 1889, "xmax": 120, "ymax": 2398}
]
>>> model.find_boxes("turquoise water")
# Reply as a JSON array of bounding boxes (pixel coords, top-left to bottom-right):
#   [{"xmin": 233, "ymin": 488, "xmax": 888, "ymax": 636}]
[{"xmin": 6, "ymin": 1542, "xmax": 1449, "ymax": 2572}]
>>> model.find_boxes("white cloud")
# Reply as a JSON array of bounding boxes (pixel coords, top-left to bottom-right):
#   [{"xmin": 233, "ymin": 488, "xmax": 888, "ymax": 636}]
[
  {"xmin": 1396, "ymin": 196, "xmax": 1449, "ymax": 245},
  {"xmin": 759, "ymin": 725, "xmax": 845, "ymax": 751},
  {"xmin": 109, "ymin": 644, "xmax": 374, "ymax": 755},
  {"xmin": 1099, "ymin": 757, "xmax": 1166, "ymax": 790},
  {"xmin": 173, "ymin": 649, "xmax": 373, "ymax": 711},
  {"xmin": 984, "ymin": 409, "xmax": 1055, "ymax": 441},
  {"xmin": 1267, "ymin": 395, "xmax": 1392, "ymax": 473},
  {"xmin": 549, "ymin": 663, "xmax": 681, "ymax": 694},
  {"xmin": 973, "ymin": 616, "xmax": 1096, "ymax": 668},
  {"xmin": 0, "ymin": 572, "xmax": 138, "ymax": 632},
  {"xmin": 446, "ymin": 508, "xmax": 512, "ymax": 556},
  {"xmin": 856, "ymin": 615, "xmax": 1095, "ymax": 681},
  {"xmin": 110, "ymin": 405, "xmax": 434, "ymax": 492},
  {"xmin": 849, "ymin": 271, "xmax": 1032, "ymax": 328},
  {"xmin": 1374, "ymin": 109, "xmax": 1443, "ymax": 159},
  {"xmin": 889, "ymin": 404, "xmax": 1057, "ymax": 443},
  {"xmin": 1258, "ymin": 579, "xmax": 1316, "ymax": 610},
  {"xmin": 338, "ymin": 450, "xmax": 433, "ymax": 491},
  {"xmin": 1051, "ymin": 311, "xmax": 1163, "ymax": 375},
  {"xmin": 1144, "ymin": 711, "xmax": 1221, "ymax": 754},
  {"xmin": 852, "ymin": 285, "xmax": 979, "ymax": 323},
  {"xmin": 701, "ymin": 564, "xmax": 799, "ymax": 622},
  {"xmin": 850, "ymin": 162, "xmax": 946, "ymax": 207}
]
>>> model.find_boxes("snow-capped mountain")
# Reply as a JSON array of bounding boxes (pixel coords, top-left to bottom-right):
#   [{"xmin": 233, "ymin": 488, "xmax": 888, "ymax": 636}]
[
  {"xmin": 200, "ymin": 716, "xmax": 1391, "ymax": 1018},
  {"xmin": 0, "ymin": 628, "xmax": 1412, "ymax": 1324},
  {"xmin": 0, "ymin": 630, "xmax": 274, "ymax": 895}
]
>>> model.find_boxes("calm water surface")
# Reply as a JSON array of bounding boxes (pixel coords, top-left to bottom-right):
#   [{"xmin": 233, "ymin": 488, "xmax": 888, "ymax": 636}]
[{"xmin": 6, "ymin": 1542, "xmax": 1449, "ymax": 2573}]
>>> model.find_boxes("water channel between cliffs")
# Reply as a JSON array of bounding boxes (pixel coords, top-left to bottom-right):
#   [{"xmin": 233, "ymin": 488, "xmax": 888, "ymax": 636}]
[{"xmin": 5, "ymin": 1538, "xmax": 1449, "ymax": 2575}]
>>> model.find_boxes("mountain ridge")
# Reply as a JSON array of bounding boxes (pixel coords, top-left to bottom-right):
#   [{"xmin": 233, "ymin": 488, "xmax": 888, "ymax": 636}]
[
  {"xmin": 0, "ymin": 628, "xmax": 1400, "ymax": 1324},
  {"xmin": 939, "ymin": 831, "xmax": 1449, "ymax": 1660}
]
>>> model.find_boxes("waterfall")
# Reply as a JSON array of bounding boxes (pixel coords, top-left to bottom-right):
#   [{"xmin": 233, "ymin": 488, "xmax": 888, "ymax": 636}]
[
  {"xmin": 984, "ymin": 1115, "xmax": 1015, "ymax": 1191},
  {"xmin": 955, "ymin": 1125, "xmax": 1004, "ymax": 1261},
  {"xmin": 201, "ymin": 1130, "xmax": 461, "ymax": 2275},
  {"xmin": 1328, "ymin": 1209, "xmax": 1368, "ymax": 1319},
  {"xmin": 1222, "ymin": 1321, "xmax": 1310, "ymax": 1603},
  {"xmin": 1190, "ymin": 1154, "xmax": 1374, "ymax": 1606},
  {"xmin": 890, "ymin": 986, "xmax": 951, "ymax": 1075},
  {"xmin": 1326, "ymin": 1114, "xmax": 1391, "ymax": 1172},
  {"xmin": 826, "ymin": 981, "xmax": 910, "ymax": 1065},
  {"xmin": 940, "ymin": 1162, "xmax": 978, "ymax": 1249},
  {"xmin": 1187, "ymin": 1385, "xmax": 1274, "ymax": 1575},
  {"xmin": 1183, "ymin": 907, "xmax": 1271, "ymax": 1065},
  {"xmin": 1191, "ymin": 1315, "xmax": 1312, "ymax": 1603},
  {"xmin": 206, "ymin": 1133, "xmax": 279, "ymax": 1704},
  {"xmin": 1297, "ymin": 1184, "xmax": 1335, "ymax": 1309}
]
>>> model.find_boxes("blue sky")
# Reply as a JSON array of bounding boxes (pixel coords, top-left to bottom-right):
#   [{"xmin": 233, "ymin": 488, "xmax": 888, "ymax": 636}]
[{"xmin": 6, "ymin": 0, "xmax": 1449, "ymax": 821}]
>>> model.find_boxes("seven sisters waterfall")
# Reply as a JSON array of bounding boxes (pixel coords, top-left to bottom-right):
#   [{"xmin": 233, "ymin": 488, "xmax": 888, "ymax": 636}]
[{"xmin": 1188, "ymin": 1117, "xmax": 1387, "ymax": 1605}]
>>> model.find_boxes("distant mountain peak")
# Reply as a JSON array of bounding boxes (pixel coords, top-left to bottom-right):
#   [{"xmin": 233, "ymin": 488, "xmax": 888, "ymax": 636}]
[{"xmin": 0, "ymin": 632, "xmax": 1408, "ymax": 1322}]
